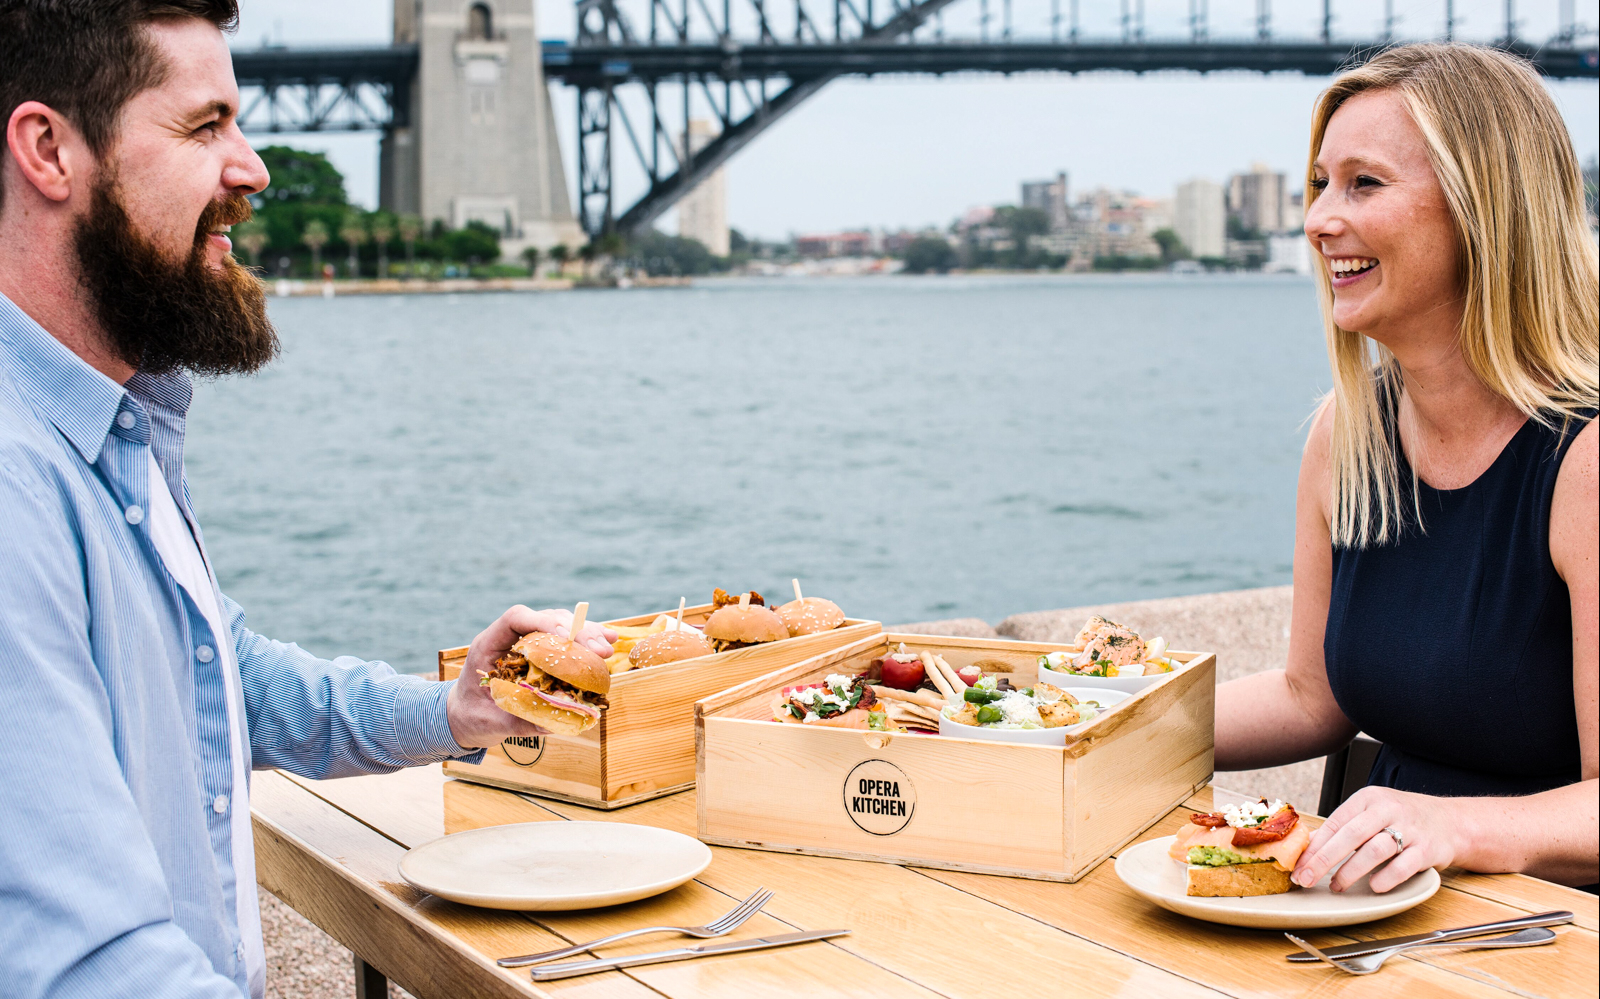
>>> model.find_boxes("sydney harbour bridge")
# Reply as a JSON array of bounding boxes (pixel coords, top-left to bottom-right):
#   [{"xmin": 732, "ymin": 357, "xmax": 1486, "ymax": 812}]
[{"xmin": 230, "ymin": 0, "xmax": 1599, "ymax": 247}]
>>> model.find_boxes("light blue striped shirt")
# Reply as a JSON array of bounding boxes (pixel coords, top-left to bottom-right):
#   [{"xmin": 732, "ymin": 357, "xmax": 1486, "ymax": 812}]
[{"xmin": 0, "ymin": 293, "xmax": 484, "ymax": 998}]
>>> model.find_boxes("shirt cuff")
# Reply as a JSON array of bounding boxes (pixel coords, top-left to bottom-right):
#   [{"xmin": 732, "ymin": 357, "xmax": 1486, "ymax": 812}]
[{"xmin": 392, "ymin": 677, "xmax": 487, "ymax": 765}]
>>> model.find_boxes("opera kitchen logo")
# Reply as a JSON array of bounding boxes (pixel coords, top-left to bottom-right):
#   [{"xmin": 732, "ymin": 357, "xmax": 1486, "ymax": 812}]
[
  {"xmin": 842, "ymin": 759, "xmax": 916, "ymax": 836},
  {"xmin": 502, "ymin": 735, "xmax": 545, "ymax": 767}
]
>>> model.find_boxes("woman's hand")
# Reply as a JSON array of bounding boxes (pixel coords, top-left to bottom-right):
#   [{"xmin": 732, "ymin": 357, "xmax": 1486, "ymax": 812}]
[
  {"xmin": 1293, "ymin": 785, "xmax": 1465, "ymax": 893},
  {"xmin": 446, "ymin": 605, "xmax": 618, "ymax": 749}
]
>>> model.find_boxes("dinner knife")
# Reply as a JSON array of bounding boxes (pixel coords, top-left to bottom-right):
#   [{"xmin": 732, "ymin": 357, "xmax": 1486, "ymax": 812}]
[
  {"xmin": 527, "ymin": 929, "xmax": 851, "ymax": 981},
  {"xmin": 1284, "ymin": 910, "xmax": 1572, "ymax": 962}
]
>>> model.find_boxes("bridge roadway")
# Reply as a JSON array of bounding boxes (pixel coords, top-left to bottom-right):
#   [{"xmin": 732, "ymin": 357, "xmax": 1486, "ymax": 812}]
[{"xmin": 231, "ymin": 39, "xmax": 1599, "ymax": 93}]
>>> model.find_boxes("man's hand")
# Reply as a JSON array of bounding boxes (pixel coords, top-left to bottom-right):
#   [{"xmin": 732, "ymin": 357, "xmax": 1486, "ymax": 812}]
[{"xmin": 446, "ymin": 605, "xmax": 618, "ymax": 749}]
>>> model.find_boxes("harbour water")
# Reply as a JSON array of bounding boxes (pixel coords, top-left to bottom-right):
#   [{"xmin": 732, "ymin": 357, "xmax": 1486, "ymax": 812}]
[{"xmin": 189, "ymin": 273, "xmax": 1329, "ymax": 675}]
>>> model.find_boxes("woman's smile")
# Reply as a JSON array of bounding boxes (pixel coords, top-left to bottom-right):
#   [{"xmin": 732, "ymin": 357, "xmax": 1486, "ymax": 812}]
[{"xmin": 1326, "ymin": 254, "xmax": 1380, "ymax": 287}]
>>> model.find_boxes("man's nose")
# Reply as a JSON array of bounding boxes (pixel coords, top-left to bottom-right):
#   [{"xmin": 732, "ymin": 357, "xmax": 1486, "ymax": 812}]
[{"xmin": 222, "ymin": 126, "xmax": 270, "ymax": 197}]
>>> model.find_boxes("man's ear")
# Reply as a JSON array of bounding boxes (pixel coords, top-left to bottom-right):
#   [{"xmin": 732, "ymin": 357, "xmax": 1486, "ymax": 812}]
[{"xmin": 6, "ymin": 102, "xmax": 83, "ymax": 203}]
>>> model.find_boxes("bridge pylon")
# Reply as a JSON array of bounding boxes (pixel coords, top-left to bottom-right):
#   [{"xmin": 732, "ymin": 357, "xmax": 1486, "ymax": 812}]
[{"xmin": 381, "ymin": 0, "xmax": 585, "ymax": 252}]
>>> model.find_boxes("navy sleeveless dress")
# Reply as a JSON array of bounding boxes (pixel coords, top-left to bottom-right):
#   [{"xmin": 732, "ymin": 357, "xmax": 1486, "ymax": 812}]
[{"xmin": 1325, "ymin": 406, "xmax": 1592, "ymax": 800}]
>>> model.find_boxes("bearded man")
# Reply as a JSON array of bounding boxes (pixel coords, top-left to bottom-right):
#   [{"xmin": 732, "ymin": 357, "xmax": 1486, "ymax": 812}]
[{"xmin": 0, "ymin": 4, "xmax": 613, "ymax": 997}]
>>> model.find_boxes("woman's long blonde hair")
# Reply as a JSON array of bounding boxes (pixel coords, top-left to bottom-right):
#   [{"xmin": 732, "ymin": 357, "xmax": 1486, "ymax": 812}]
[{"xmin": 1307, "ymin": 43, "xmax": 1599, "ymax": 548}]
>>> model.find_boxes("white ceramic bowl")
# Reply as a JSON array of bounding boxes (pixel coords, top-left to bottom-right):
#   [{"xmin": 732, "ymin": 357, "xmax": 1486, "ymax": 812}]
[
  {"xmin": 936, "ymin": 687, "xmax": 1130, "ymax": 744},
  {"xmin": 1038, "ymin": 658, "xmax": 1181, "ymax": 694}
]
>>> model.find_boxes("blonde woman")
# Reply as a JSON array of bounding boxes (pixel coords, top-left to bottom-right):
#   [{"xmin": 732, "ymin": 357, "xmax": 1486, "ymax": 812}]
[{"xmin": 1216, "ymin": 44, "xmax": 1598, "ymax": 893}]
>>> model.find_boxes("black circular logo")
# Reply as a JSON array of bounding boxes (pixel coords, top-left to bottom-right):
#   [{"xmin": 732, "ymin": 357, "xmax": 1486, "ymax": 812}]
[
  {"xmin": 842, "ymin": 759, "xmax": 916, "ymax": 836},
  {"xmin": 501, "ymin": 736, "xmax": 545, "ymax": 767}
]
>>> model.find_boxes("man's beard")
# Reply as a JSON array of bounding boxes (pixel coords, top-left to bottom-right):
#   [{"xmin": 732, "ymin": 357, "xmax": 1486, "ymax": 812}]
[{"xmin": 72, "ymin": 181, "xmax": 278, "ymax": 377}]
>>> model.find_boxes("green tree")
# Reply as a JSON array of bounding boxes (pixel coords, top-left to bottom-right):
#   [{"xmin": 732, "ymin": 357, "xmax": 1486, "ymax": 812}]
[
  {"xmin": 903, "ymin": 236, "xmax": 958, "ymax": 274},
  {"xmin": 397, "ymin": 214, "xmax": 422, "ymax": 276},
  {"xmin": 339, "ymin": 211, "xmax": 367, "ymax": 278},
  {"xmin": 444, "ymin": 220, "xmax": 500, "ymax": 264},
  {"xmin": 520, "ymin": 245, "xmax": 541, "ymax": 275},
  {"xmin": 550, "ymin": 243, "xmax": 570, "ymax": 271},
  {"xmin": 369, "ymin": 211, "xmax": 396, "ymax": 277},
  {"xmin": 301, "ymin": 218, "xmax": 329, "ymax": 276},
  {"xmin": 1151, "ymin": 228, "xmax": 1190, "ymax": 263},
  {"xmin": 249, "ymin": 146, "xmax": 349, "ymax": 270},
  {"xmin": 626, "ymin": 230, "xmax": 714, "ymax": 276},
  {"xmin": 233, "ymin": 218, "xmax": 269, "ymax": 267}
]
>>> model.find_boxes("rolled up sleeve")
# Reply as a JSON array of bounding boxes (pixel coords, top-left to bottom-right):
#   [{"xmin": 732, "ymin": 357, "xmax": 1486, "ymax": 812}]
[{"xmin": 229, "ymin": 595, "xmax": 485, "ymax": 778}]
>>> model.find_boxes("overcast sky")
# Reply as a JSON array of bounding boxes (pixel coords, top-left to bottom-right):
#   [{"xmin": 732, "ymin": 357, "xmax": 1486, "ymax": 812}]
[{"xmin": 236, "ymin": 0, "xmax": 1599, "ymax": 239}]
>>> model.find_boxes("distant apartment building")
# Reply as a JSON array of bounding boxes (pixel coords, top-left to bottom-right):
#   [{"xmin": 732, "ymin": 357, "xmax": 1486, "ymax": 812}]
[
  {"xmin": 1071, "ymin": 187, "xmax": 1161, "ymax": 260},
  {"xmin": 795, "ymin": 230, "xmax": 876, "ymax": 257},
  {"xmin": 677, "ymin": 119, "xmax": 730, "ymax": 256},
  {"xmin": 1174, "ymin": 178, "xmax": 1225, "ymax": 258},
  {"xmin": 1228, "ymin": 162, "xmax": 1290, "ymax": 235},
  {"xmin": 1021, "ymin": 171, "xmax": 1070, "ymax": 232}
]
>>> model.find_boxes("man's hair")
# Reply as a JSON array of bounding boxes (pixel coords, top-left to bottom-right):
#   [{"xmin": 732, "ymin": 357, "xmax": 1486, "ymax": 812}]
[{"xmin": 0, "ymin": 0, "xmax": 238, "ymax": 212}]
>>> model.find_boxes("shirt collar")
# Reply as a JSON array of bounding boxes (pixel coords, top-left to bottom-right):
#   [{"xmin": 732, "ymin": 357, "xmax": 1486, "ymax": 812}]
[{"xmin": 0, "ymin": 292, "xmax": 191, "ymax": 465}]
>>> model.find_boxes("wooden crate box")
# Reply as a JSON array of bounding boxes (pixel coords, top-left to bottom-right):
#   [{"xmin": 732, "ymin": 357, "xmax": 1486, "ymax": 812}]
[
  {"xmin": 439, "ymin": 605, "xmax": 880, "ymax": 809},
  {"xmin": 696, "ymin": 632, "xmax": 1215, "ymax": 881}
]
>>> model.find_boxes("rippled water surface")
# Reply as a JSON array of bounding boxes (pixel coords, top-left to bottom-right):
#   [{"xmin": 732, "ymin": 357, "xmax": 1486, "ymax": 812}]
[{"xmin": 189, "ymin": 274, "xmax": 1329, "ymax": 674}]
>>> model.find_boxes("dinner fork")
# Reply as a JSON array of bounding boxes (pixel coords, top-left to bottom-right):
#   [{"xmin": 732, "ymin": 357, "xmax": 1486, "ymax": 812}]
[
  {"xmin": 1285, "ymin": 926, "xmax": 1557, "ymax": 975},
  {"xmin": 497, "ymin": 886, "xmax": 774, "ymax": 967}
]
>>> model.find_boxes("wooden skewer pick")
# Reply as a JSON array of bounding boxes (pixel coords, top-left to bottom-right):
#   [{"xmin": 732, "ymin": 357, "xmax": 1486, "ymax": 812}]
[
  {"xmin": 792, "ymin": 578, "xmax": 804, "ymax": 603},
  {"xmin": 739, "ymin": 592, "xmax": 751, "ymax": 608},
  {"xmin": 569, "ymin": 602, "xmax": 588, "ymax": 642},
  {"xmin": 676, "ymin": 596, "xmax": 686, "ymax": 630}
]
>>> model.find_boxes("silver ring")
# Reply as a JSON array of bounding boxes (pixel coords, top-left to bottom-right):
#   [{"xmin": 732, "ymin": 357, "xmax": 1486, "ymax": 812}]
[{"xmin": 1383, "ymin": 826, "xmax": 1405, "ymax": 853}]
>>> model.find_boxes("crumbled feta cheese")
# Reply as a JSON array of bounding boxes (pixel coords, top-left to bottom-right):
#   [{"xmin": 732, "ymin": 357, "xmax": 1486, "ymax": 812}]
[{"xmin": 1222, "ymin": 799, "xmax": 1286, "ymax": 829}]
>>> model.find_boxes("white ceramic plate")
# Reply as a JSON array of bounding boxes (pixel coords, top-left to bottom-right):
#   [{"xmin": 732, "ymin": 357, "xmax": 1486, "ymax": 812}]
[
  {"xmin": 936, "ymin": 688, "xmax": 1130, "ymax": 744},
  {"xmin": 398, "ymin": 821, "xmax": 712, "ymax": 911},
  {"xmin": 1115, "ymin": 835, "xmax": 1441, "ymax": 929}
]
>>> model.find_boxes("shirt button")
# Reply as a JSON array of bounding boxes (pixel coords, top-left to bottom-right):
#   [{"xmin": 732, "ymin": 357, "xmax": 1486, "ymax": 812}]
[
  {"xmin": 196, "ymin": 645, "xmax": 215, "ymax": 663},
  {"xmin": 212, "ymin": 794, "xmax": 228, "ymax": 814},
  {"xmin": 236, "ymin": 942, "xmax": 246, "ymax": 961},
  {"xmin": 117, "ymin": 411, "xmax": 136, "ymax": 429},
  {"xmin": 124, "ymin": 505, "xmax": 144, "ymax": 525}
]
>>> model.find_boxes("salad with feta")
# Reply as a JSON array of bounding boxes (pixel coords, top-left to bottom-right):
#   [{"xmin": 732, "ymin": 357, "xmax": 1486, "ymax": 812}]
[{"xmin": 940, "ymin": 676, "xmax": 1103, "ymax": 730}]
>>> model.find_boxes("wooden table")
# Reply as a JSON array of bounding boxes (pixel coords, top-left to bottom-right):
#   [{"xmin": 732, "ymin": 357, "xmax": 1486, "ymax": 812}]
[{"xmin": 253, "ymin": 765, "xmax": 1597, "ymax": 998}]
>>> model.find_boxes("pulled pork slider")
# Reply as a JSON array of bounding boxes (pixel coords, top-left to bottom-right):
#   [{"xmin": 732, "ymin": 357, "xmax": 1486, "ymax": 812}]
[
  {"xmin": 628, "ymin": 628, "xmax": 715, "ymax": 668},
  {"xmin": 482, "ymin": 632, "xmax": 610, "ymax": 735},
  {"xmin": 778, "ymin": 596, "xmax": 846, "ymax": 637},
  {"xmin": 703, "ymin": 592, "xmax": 789, "ymax": 652}
]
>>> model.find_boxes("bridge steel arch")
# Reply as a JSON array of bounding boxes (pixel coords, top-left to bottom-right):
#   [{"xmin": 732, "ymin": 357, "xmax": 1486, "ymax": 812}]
[{"xmin": 232, "ymin": 0, "xmax": 1600, "ymax": 244}]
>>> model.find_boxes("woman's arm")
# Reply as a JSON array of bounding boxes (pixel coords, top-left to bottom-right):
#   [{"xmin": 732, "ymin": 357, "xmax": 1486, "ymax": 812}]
[
  {"xmin": 1216, "ymin": 401, "xmax": 1359, "ymax": 771},
  {"xmin": 1294, "ymin": 420, "xmax": 1598, "ymax": 891}
]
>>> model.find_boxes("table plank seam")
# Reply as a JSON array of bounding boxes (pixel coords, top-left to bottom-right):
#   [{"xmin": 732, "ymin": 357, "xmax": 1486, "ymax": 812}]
[
  {"xmin": 279, "ymin": 770, "xmax": 420, "ymax": 852},
  {"xmin": 901, "ymin": 866, "xmax": 1240, "ymax": 998}
]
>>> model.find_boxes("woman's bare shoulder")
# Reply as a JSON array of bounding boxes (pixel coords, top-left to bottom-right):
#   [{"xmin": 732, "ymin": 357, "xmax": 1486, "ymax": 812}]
[{"xmin": 1550, "ymin": 418, "xmax": 1597, "ymax": 578}]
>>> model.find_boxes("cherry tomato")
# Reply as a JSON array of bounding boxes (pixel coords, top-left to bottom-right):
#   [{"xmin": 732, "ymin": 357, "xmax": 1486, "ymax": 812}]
[
  {"xmin": 879, "ymin": 656, "xmax": 925, "ymax": 690},
  {"xmin": 958, "ymin": 665, "xmax": 982, "ymax": 687}
]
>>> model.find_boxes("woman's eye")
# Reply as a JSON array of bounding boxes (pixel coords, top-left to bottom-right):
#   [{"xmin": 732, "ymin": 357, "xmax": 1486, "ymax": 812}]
[
  {"xmin": 1354, "ymin": 175, "xmax": 1382, "ymax": 188},
  {"xmin": 1309, "ymin": 177, "xmax": 1329, "ymax": 192}
]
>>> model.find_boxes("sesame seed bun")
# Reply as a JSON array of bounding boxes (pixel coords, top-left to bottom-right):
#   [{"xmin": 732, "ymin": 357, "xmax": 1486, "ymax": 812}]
[
  {"xmin": 703, "ymin": 603, "xmax": 789, "ymax": 645},
  {"xmin": 778, "ymin": 597, "xmax": 846, "ymax": 637},
  {"xmin": 510, "ymin": 631, "xmax": 611, "ymax": 695},
  {"xmin": 628, "ymin": 629, "xmax": 715, "ymax": 668}
]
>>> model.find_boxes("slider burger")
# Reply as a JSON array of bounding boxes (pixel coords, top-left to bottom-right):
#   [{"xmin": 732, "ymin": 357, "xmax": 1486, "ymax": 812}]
[
  {"xmin": 1169, "ymin": 799, "xmax": 1310, "ymax": 897},
  {"xmin": 703, "ymin": 589, "xmax": 788, "ymax": 652},
  {"xmin": 480, "ymin": 632, "xmax": 610, "ymax": 736},
  {"xmin": 778, "ymin": 596, "xmax": 846, "ymax": 637},
  {"xmin": 628, "ymin": 628, "xmax": 715, "ymax": 668}
]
